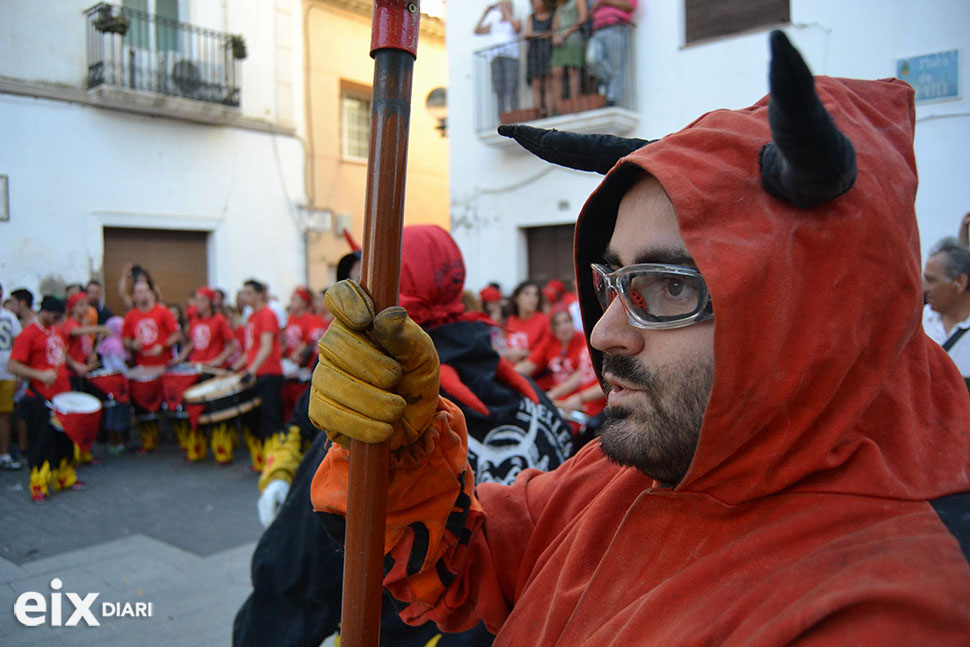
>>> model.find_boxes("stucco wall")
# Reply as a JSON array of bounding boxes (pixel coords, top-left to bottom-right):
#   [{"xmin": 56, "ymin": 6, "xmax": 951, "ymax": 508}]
[{"xmin": 448, "ymin": 0, "xmax": 970, "ymax": 293}]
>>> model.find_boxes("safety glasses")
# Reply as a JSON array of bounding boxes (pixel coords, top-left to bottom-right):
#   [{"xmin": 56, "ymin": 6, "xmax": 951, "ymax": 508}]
[{"xmin": 591, "ymin": 263, "xmax": 714, "ymax": 330}]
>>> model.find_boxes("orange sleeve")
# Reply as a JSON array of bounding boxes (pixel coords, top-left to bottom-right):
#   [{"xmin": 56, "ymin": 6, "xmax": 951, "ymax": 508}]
[{"xmin": 309, "ymin": 396, "xmax": 584, "ymax": 634}]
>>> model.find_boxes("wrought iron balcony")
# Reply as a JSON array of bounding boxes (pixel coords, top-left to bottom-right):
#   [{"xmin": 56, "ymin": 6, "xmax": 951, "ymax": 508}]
[
  {"xmin": 84, "ymin": 3, "xmax": 243, "ymax": 107},
  {"xmin": 473, "ymin": 20, "xmax": 637, "ymax": 143}
]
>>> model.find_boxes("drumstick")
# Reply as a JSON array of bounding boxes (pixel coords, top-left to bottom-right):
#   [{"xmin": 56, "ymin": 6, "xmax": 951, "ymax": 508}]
[{"xmin": 341, "ymin": 3, "xmax": 420, "ymax": 646}]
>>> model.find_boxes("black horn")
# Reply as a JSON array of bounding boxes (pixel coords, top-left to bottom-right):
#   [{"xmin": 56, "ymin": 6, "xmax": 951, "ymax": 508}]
[
  {"xmin": 498, "ymin": 124, "xmax": 651, "ymax": 174},
  {"xmin": 759, "ymin": 30, "xmax": 857, "ymax": 208}
]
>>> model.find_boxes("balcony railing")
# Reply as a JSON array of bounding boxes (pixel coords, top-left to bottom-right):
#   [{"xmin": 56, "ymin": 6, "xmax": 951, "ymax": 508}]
[
  {"xmin": 84, "ymin": 3, "xmax": 242, "ymax": 107},
  {"xmin": 473, "ymin": 20, "xmax": 636, "ymax": 134}
]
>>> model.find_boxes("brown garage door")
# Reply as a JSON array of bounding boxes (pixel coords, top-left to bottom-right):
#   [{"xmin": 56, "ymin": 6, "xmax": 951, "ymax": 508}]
[
  {"xmin": 102, "ymin": 227, "xmax": 208, "ymax": 316},
  {"xmin": 526, "ymin": 224, "xmax": 575, "ymax": 287}
]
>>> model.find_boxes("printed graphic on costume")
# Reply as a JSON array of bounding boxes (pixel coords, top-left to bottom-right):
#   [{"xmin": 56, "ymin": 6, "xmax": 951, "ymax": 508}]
[
  {"xmin": 46, "ymin": 335, "xmax": 66, "ymax": 366},
  {"xmin": 0, "ymin": 318, "xmax": 16, "ymax": 351},
  {"xmin": 192, "ymin": 323, "xmax": 212, "ymax": 351},
  {"xmin": 434, "ymin": 258, "xmax": 465, "ymax": 300},
  {"xmin": 283, "ymin": 324, "xmax": 303, "ymax": 350},
  {"xmin": 468, "ymin": 397, "xmax": 572, "ymax": 485},
  {"xmin": 136, "ymin": 319, "xmax": 159, "ymax": 346}
]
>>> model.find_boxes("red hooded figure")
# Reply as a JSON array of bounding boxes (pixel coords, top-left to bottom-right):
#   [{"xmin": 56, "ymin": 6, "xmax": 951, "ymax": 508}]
[{"xmin": 311, "ymin": 32, "xmax": 970, "ymax": 645}]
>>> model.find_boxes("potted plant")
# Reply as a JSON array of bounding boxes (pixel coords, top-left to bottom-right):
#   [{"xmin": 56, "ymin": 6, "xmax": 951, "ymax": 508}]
[
  {"xmin": 94, "ymin": 5, "xmax": 130, "ymax": 36},
  {"xmin": 229, "ymin": 34, "xmax": 247, "ymax": 60}
]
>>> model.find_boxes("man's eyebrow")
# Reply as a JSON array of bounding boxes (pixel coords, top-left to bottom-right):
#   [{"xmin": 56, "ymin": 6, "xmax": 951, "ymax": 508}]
[{"xmin": 601, "ymin": 248, "xmax": 697, "ymax": 268}]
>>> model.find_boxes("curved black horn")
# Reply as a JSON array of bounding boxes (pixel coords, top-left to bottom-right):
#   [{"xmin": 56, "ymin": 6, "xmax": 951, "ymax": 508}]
[
  {"xmin": 498, "ymin": 124, "xmax": 651, "ymax": 174},
  {"xmin": 759, "ymin": 30, "xmax": 857, "ymax": 208}
]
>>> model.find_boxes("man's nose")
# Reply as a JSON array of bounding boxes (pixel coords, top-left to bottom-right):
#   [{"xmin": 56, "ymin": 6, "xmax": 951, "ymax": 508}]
[{"xmin": 590, "ymin": 298, "xmax": 643, "ymax": 356}]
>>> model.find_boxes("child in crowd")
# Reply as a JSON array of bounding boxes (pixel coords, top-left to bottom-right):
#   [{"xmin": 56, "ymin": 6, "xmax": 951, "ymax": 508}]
[{"xmin": 96, "ymin": 316, "xmax": 130, "ymax": 454}]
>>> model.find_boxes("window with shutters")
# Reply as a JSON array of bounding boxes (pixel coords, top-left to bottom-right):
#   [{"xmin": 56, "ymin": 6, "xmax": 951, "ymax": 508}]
[
  {"xmin": 341, "ymin": 83, "xmax": 372, "ymax": 162},
  {"xmin": 685, "ymin": 0, "xmax": 789, "ymax": 45}
]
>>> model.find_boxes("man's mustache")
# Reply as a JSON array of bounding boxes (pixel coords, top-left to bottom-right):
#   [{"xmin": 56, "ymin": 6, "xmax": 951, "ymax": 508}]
[{"xmin": 601, "ymin": 354, "xmax": 655, "ymax": 392}]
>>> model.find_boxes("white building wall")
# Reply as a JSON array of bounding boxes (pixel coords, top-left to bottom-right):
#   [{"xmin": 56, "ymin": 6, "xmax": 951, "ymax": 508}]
[
  {"xmin": 448, "ymin": 0, "xmax": 970, "ymax": 293},
  {"xmin": 0, "ymin": 0, "xmax": 307, "ymax": 300}
]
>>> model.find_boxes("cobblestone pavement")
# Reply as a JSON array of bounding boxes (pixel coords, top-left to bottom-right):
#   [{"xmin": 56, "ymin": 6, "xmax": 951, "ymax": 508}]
[{"xmin": 0, "ymin": 440, "xmax": 265, "ymax": 645}]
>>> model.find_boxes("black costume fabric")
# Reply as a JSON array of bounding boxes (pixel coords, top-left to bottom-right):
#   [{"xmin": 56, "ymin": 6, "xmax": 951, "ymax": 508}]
[{"xmin": 234, "ymin": 322, "xmax": 573, "ymax": 646}]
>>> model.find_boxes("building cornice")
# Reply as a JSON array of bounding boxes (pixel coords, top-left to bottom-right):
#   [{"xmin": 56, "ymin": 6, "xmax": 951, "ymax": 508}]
[
  {"xmin": 314, "ymin": 0, "xmax": 445, "ymax": 41},
  {"xmin": 0, "ymin": 75, "xmax": 297, "ymax": 137}
]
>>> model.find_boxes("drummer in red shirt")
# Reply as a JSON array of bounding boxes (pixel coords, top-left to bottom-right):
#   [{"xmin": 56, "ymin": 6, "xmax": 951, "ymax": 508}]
[
  {"xmin": 122, "ymin": 278, "xmax": 179, "ymax": 451},
  {"xmin": 7, "ymin": 296, "xmax": 86, "ymax": 502},
  {"xmin": 232, "ymin": 279, "xmax": 284, "ymax": 472},
  {"xmin": 174, "ymin": 286, "xmax": 239, "ymax": 369},
  {"xmin": 62, "ymin": 292, "xmax": 109, "ymax": 387},
  {"xmin": 282, "ymin": 287, "xmax": 327, "ymax": 367}
]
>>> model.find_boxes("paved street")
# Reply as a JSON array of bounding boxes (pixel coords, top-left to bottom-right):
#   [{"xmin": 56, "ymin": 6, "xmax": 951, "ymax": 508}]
[{"xmin": 0, "ymin": 440, "xmax": 266, "ymax": 645}]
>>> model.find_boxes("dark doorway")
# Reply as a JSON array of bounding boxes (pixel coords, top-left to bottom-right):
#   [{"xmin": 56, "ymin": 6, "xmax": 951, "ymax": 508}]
[{"xmin": 526, "ymin": 224, "xmax": 575, "ymax": 286}]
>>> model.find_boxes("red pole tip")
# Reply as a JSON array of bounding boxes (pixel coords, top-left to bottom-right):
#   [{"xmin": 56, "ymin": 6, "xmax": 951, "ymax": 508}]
[{"xmin": 371, "ymin": 0, "xmax": 421, "ymax": 57}]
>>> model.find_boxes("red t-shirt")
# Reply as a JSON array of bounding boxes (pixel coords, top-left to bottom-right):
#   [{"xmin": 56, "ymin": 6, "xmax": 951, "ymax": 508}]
[
  {"xmin": 528, "ymin": 330, "xmax": 588, "ymax": 387},
  {"xmin": 303, "ymin": 314, "xmax": 329, "ymax": 367},
  {"xmin": 122, "ymin": 304, "xmax": 179, "ymax": 367},
  {"xmin": 188, "ymin": 313, "xmax": 235, "ymax": 364},
  {"xmin": 10, "ymin": 321, "xmax": 71, "ymax": 400},
  {"xmin": 506, "ymin": 312, "xmax": 551, "ymax": 353},
  {"xmin": 282, "ymin": 313, "xmax": 314, "ymax": 356},
  {"xmin": 244, "ymin": 306, "xmax": 283, "ymax": 376},
  {"xmin": 61, "ymin": 317, "xmax": 95, "ymax": 373}
]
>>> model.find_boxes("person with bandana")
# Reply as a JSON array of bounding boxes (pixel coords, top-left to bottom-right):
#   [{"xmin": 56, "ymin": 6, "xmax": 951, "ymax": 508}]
[
  {"xmin": 234, "ymin": 225, "xmax": 573, "ymax": 647},
  {"xmin": 7, "ymin": 296, "xmax": 86, "ymax": 502},
  {"xmin": 306, "ymin": 31, "xmax": 970, "ymax": 644}
]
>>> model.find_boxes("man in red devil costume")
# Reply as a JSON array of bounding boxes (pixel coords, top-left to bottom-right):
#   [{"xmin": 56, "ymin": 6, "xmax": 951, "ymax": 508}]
[{"xmin": 307, "ymin": 31, "xmax": 970, "ymax": 644}]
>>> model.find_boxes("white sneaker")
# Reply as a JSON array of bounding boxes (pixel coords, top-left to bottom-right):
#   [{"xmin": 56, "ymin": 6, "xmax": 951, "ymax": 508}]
[{"xmin": 0, "ymin": 454, "xmax": 23, "ymax": 470}]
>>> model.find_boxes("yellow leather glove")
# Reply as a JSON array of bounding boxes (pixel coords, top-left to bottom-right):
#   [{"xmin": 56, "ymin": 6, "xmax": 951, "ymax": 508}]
[{"xmin": 309, "ymin": 280, "xmax": 440, "ymax": 451}]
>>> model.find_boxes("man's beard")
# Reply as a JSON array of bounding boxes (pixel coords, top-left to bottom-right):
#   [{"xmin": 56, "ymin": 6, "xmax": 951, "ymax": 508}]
[{"xmin": 597, "ymin": 353, "xmax": 713, "ymax": 485}]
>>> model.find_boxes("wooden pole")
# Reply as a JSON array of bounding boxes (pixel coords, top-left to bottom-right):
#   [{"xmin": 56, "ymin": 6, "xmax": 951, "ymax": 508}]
[{"xmin": 341, "ymin": 2, "xmax": 420, "ymax": 646}]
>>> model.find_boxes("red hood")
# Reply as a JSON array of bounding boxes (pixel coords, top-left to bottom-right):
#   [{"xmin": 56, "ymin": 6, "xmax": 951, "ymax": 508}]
[{"xmin": 575, "ymin": 76, "xmax": 970, "ymax": 503}]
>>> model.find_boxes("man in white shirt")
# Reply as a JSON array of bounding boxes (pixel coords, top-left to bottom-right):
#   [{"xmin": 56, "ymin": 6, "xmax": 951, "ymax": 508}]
[
  {"xmin": 922, "ymin": 238, "xmax": 970, "ymax": 380},
  {"xmin": 0, "ymin": 281, "xmax": 24, "ymax": 470}
]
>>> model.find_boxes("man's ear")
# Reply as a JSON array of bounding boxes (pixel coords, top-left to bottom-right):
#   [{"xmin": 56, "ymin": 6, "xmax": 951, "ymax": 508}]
[{"xmin": 957, "ymin": 273, "xmax": 969, "ymax": 292}]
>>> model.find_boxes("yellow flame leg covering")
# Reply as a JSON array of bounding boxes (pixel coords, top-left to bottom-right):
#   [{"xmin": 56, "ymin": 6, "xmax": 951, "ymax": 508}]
[
  {"xmin": 30, "ymin": 461, "xmax": 52, "ymax": 498},
  {"xmin": 174, "ymin": 420, "xmax": 190, "ymax": 451},
  {"xmin": 74, "ymin": 443, "xmax": 94, "ymax": 464},
  {"xmin": 140, "ymin": 420, "xmax": 159, "ymax": 452},
  {"xmin": 211, "ymin": 424, "xmax": 234, "ymax": 464},
  {"xmin": 186, "ymin": 428, "xmax": 207, "ymax": 461},
  {"xmin": 52, "ymin": 457, "xmax": 78, "ymax": 491},
  {"xmin": 244, "ymin": 432, "xmax": 265, "ymax": 472}
]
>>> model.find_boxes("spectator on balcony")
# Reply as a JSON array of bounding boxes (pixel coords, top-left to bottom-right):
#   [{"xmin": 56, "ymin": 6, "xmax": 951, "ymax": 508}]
[
  {"xmin": 524, "ymin": 0, "xmax": 555, "ymax": 117},
  {"xmin": 475, "ymin": 1, "xmax": 522, "ymax": 118},
  {"xmin": 550, "ymin": 0, "xmax": 588, "ymax": 115},
  {"xmin": 586, "ymin": 0, "xmax": 637, "ymax": 106}
]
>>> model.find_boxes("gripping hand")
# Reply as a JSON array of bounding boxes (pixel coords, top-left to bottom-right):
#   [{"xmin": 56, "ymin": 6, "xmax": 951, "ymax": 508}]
[{"xmin": 309, "ymin": 280, "xmax": 440, "ymax": 451}]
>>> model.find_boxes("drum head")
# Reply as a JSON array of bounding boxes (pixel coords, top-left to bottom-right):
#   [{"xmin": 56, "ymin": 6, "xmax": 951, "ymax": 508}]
[
  {"xmin": 166, "ymin": 364, "xmax": 203, "ymax": 376},
  {"xmin": 88, "ymin": 368, "xmax": 126, "ymax": 378},
  {"xmin": 128, "ymin": 365, "xmax": 165, "ymax": 381},
  {"xmin": 183, "ymin": 374, "xmax": 244, "ymax": 402},
  {"xmin": 52, "ymin": 391, "xmax": 102, "ymax": 414}
]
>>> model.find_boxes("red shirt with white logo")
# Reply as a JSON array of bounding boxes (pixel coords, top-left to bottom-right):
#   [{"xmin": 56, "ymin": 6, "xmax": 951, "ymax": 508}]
[
  {"xmin": 122, "ymin": 304, "xmax": 179, "ymax": 367},
  {"xmin": 244, "ymin": 306, "xmax": 283, "ymax": 376},
  {"xmin": 282, "ymin": 313, "xmax": 314, "ymax": 356},
  {"xmin": 527, "ymin": 330, "xmax": 588, "ymax": 387},
  {"xmin": 61, "ymin": 317, "xmax": 95, "ymax": 373},
  {"xmin": 188, "ymin": 313, "xmax": 235, "ymax": 364},
  {"xmin": 506, "ymin": 312, "xmax": 551, "ymax": 353},
  {"xmin": 303, "ymin": 314, "xmax": 329, "ymax": 367},
  {"xmin": 10, "ymin": 321, "xmax": 71, "ymax": 400}
]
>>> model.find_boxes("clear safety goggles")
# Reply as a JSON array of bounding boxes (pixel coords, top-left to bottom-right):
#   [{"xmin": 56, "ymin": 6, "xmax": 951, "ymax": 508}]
[{"xmin": 591, "ymin": 263, "xmax": 714, "ymax": 330}]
